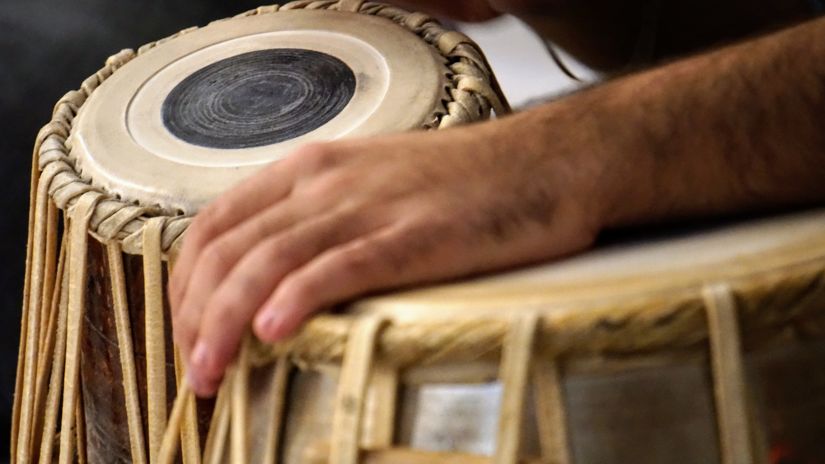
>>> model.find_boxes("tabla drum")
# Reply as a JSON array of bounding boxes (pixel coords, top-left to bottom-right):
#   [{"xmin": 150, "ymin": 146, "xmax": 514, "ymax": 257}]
[
  {"xmin": 163, "ymin": 209, "xmax": 825, "ymax": 464},
  {"xmin": 11, "ymin": 2, "xmax": 508, "ymax": 463}
]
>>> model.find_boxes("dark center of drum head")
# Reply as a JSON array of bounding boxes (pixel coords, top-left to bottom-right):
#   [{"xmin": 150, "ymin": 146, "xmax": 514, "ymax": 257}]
[{"xmin": 162, "ymin": 49, "xmax": 356, "ymax": 149}]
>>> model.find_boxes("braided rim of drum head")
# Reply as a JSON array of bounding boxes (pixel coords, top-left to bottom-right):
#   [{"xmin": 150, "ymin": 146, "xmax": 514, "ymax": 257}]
[{"xmin": 34, "ymin": 0, "xmax": 510, "ymax": 256}]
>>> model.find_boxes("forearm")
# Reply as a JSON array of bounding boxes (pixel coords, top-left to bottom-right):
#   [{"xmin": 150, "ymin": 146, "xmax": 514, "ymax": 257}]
[{"xmin": 506, "ymin": 15, "xmax": 825, "ymax": 228}]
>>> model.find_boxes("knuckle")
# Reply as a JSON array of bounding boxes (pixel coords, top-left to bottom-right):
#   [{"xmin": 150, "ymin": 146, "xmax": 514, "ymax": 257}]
[
  {"xmin": 201, "ymin": 241, "xmax": 233, "ymax": 271},
  {"xmin": 308, "ymin": 172, "xmax": 346, "ymax": 198},
  {"xmin": 232, "ymin": 271, "xmax": 267, "ymax": 302},
  {"xmin": 399, "ymin": 218, "xmax": 442, "ymax": 256},
  {"xmin": 373, "ymin": 233, "xmax": 411, "ymax": 274},
  {"xmin": 279, "ymin": 273, "xmax": 317, "ymax": 307},
  {"xmin": 191, "ymin": 201, "xmax": 230, "ymax": 241},
  {"xmin": 206, "ymin": 290, "xmax": 244, "ymax": 325},
  {"xmin": 296, "ymin": 143, "xmax": 342, "ymax": 174},
  {"xmin": 260, "ymin": 235, "xmax": 303, "ymax": 268},
  {"xmin": 335, "ymin": 240, "xmax": 378, "ymax": 274}
]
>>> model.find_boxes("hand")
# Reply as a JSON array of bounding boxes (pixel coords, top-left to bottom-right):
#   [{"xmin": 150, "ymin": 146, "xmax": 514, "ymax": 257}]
[{"xmin": 169, "ymin": 114, "xmax": 604, "ymax": 397}]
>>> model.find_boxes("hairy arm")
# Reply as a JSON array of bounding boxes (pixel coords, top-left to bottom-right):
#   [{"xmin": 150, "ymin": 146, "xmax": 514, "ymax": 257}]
[
  {"xmin": 171, "ymin": 14, "xmax": 825, "ymax": 396},
  {"xmin": 536, "ymin": 14, "xmax": 825, "ymax": 226}
]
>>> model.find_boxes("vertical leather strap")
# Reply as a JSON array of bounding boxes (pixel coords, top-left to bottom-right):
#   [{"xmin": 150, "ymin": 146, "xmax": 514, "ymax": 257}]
[
  {"xmin": 534, "ymin": 361, "xmax": 572, "ymax": 464},
  {"xmin": 703, "ymin": 284, "xmax": 755, "ymax": 464},
  {"xmin": 330, "ymin": 317, "xmax": 385, "ymax": 464},
  {"xmin": 58, "ymin": 192, "xmax": 100, "ymax": 464},
  {"xmin": 230, "ymin": 338, "xmax": 252, "ymax": 464},
  {"xmin": 32, "ymin": 233, "xmax": 65, "ymax": 456},
  {"xmin": 158, "ymin": 381, "xmax": 193, "ymax": 464},
  {"xmin": 362, "ymin": 362, "xmax": 399, "ymax": 449},
  {"xmin": 495, "ymin": 314, "xmax": 539, "ymax": 464},
  {"xmin": 17, "ymin": 165, "xmax": 62, "ymax": 462},
  {"xmin": 38, "ymin": 234, "xmax": 70, "ymax": 464},
  {"xmin": 143, "ymin": 217, "xmax": 168, "ymax": 462},
  {"xmin": 203, "ymin": 383, "xmax": 231, "ymax": 464},
  {"xmin": 168, "ymin": 252, "xmax": 202, "ymax": 464},
  {"xmin": 260, "ymin": 356, "xmax": 292, "ymax": 464},
  {"xmin": 108, "ymin": 243, "xmax": 148, "ymax": 464}
]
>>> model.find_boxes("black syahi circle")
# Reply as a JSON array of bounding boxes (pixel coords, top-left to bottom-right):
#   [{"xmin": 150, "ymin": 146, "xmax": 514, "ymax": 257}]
[{"xmin": 162, "ymin": 49, "xmax": 357, "ymax": 149}]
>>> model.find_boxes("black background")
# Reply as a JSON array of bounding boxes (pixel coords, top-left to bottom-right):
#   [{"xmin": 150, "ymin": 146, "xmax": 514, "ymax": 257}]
[{"xmin": 0, "ymin": 1, "xmax": 268, "ymax": 460}]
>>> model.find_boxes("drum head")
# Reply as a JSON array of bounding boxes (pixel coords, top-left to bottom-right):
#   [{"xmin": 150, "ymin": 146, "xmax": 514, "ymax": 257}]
[
  {"xmin": 355, "ymin": 209, "xmax": 825, "ymax": 321},
  {"xmin": 70, "ymin": 9, "xmax": 448, "ymax": 214}
]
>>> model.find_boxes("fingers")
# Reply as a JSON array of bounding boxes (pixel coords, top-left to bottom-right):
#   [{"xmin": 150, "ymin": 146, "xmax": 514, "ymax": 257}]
[
  {"xmin": 183, "ymin": 209, "xmax": 389, "ymax": 396},
  {"xmin": 169, "ymin": 162, "xmax": 293, "ymax": 310},
  {"xmin": 170, "ymin": 143, "xmax": 353, "ymax": 311},
  {"xmin": 252, "ymin": 224, "xmax": 421, "ymax": 342},
  {"xmin": 171, "ymin": 202, "xmax": 301, "ymax": 358}
]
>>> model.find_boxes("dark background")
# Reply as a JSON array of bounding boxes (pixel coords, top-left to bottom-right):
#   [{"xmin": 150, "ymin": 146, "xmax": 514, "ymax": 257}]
[{"xmin": 0, "ymin": 1, "xmax": 269, "ymax": 460}]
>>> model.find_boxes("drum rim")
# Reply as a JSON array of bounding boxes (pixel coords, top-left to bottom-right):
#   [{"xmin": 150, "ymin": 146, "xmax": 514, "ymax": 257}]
[
  {"xmin": 34, "ymin": 0, "xmax": 508, "ymax": 256},
  {"xmin": 250, "ymin": 250, "xmax": 825, "ymax": 369}
]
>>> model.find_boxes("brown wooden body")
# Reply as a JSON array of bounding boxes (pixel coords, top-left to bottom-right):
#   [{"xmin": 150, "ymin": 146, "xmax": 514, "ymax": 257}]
[{"xmin": 80, "ymin": 240, "xmax": 212, "ymax": 463}]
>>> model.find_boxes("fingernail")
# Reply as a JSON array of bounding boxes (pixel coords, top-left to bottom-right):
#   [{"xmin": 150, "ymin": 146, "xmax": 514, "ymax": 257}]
[
  {"xmin": 192, "ymin": 341, "xmax": 210, "ymax": 370},
  {"xmin": 254, "ymin": 309, "xmax": 285, "ymax": 342},
  {"xmin": 186, "ymin": 369, "xmax": 203, "ymax": 394},
  {"xmin": 188, "ymin": 342, "xmax": 212, "ymax": 396}
]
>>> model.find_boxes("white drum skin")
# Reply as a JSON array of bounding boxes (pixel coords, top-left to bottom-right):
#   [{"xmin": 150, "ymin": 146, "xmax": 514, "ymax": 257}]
[{"xmin": 70, "ymin": 9, "xmax": 447, "ymax": 215}]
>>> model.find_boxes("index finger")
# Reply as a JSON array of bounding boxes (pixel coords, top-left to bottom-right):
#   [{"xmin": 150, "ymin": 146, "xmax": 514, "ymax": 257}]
[{"xmin": 168, "ymin": 158, "xmax": 295, "ymax": 310}]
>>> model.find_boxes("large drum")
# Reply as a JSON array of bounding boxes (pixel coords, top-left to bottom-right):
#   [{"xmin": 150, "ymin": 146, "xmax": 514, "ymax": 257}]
[
  {"xmin": 163, "ymin": 209, "xmax": 825, "ymax": 464},
  {"xmin": 11, "ymin": 2, "xmax": 506, "ymax": 463}
]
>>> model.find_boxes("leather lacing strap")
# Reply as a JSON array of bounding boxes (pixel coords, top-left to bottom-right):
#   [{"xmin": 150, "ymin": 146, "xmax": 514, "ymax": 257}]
[
  {"xmin": 329, "ymin": 317, "xmax": 387, "ymax": 464},
  {"xmin": 58, "ymin": 192, "xmax": 101, "ymax": 464},
  {"xmin": 143, "ymin": 217, "xmax": 168, "ymax": 462},
  {"xmin": 38, "ymin": 236, "xmax": 69, "ymax": 464},
  {"xmin": 16, "ymin": 163, "xmax": 63, "ymax": 463},
  {"xmin": 158, "ymin": 381, "xmax": 193, "ymax": 464},
  {"xmin": 202, "ymin": 383, "xmax": 230, "ymax": 464},
  {"xmin": 11, "ymin": 133, "xmax": 40, "ymax": 459},
  {"xmin": 533, "ymin": 360, "xmax": 572, "ymax": 464},
  {"xmin": 108, "ymin": 243, "xmax": 149, "ymax": 464},
  {"xmin": 495, "ymin": 314, "xmax": 539, "ymax": 464},
  {"xmin": 703, "ymin": 284, "xmax": 756, "ymax": 464},
  {"xmin": 32, "ymin": 230, "xmax": 63, "ymax": 462}
]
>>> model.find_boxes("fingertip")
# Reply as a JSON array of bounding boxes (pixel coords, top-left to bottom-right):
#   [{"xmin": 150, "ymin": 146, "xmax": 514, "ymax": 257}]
[
  {"xmin": 186, "ymin": 369, "xmax": 218, "ymax": 398},
  {"xmin": 254, "ymin": 305, "xmax": 308, "ymax": 343},
  {"xmin": 188, "ymin": 340, "xmax": 223, "ymax": 397},
  {"xmin": 253, "ymin": 307, "xmax": 287, "ymax": 343}
]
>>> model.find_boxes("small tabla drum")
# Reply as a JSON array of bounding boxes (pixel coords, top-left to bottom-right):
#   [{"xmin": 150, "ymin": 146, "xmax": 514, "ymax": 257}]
[
  {"xmin": 12, "ymin": 3, "xmax": 825, "ymax": 464},
  {"xmin": 11, "ymin": 1, "xmax": 508, "ymax": 463}
]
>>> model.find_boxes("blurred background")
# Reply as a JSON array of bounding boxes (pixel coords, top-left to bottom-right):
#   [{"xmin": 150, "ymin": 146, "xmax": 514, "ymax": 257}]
[{"xmin": 0, "ymin": 1, "xmax": 589, "ymax": 461}]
